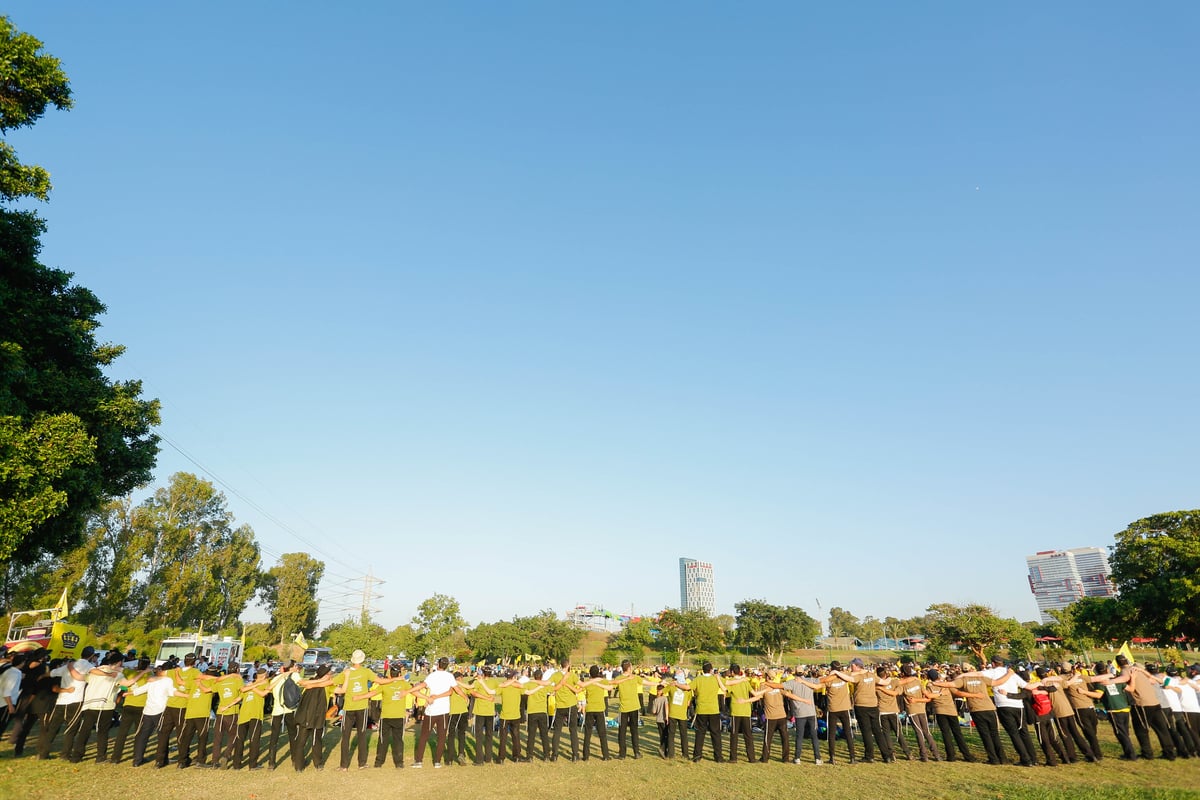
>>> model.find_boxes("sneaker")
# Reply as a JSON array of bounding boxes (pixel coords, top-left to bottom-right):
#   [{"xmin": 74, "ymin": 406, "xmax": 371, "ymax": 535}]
[
  {"xmin": 412, "ymin": 762, "xmax": 423, "ymax": 769},
  {"xmin": 814, "ymin": 759, "xmax": 825, "ymax": 765},
  {"xmin": 793, "ymin": 758, "xmax": 802, "ymax": 764},
  {"xmin": 434, "ymin": 762, "xmax": 443, "ymax": 769}
]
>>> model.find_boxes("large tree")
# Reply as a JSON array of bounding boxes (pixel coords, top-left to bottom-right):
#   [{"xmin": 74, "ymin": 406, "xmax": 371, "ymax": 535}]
[
  {"xmin": 1105, "ymin": 511, "xmax": 1200, "ymax": 645},
  {"xmin": 513, "ymin": 610, "xmax": 584, "ymax": 664},
  {"xmin": 411, "ymin": 593, "xmax": 465, "ymax": 658},
  {"xmin": 827, "ymin": 607, "xmax": 863, "ymax": 639},
  {"xmin": 260, "ymin": 552, "xmax": 325, "ymax": 640},
  {"xmin": 734, "ymin": 599, "xmax": 819, "ymax": 663},
  {"xmin": 133, "ymin": 472, "xmax": 260, "ymax": 630},
  {"xmin": 656, "ymin": 607, "xmax": 724, "ymax": 664},
  {"xmin": 466, "ymin": 620, "xmax": 528, "ymax": 664},
  {"xmin": 925, "ymin": 603, "xmax": 1029, "ymax": 664},
  {"xmin": 0, "ymin": 16, "xmax": 159, "ymax": 576}
]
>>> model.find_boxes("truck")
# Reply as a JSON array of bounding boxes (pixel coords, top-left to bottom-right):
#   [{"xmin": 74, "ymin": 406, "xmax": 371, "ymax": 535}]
[{"xmin": 155, "ymin": 633, "xmax": 243, "ymax": 669}]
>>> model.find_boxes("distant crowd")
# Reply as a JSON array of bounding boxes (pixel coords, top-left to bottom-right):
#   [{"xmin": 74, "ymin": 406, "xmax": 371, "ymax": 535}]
[{"xmin": 2, "ymin": 643, "xmax": 1198, "ymax": 772}]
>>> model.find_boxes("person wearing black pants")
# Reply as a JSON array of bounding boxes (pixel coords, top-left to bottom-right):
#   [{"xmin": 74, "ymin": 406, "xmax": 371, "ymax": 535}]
[
  {"xmin": 820, "ymin": 664, "xmax": 857, "ymax": 764},
  {"xmin": 551, "ymin": 679, "xmax": 581, "ymax": 761},
  {"xmin": 686, "ymin": 663, "xmax": 725, "ymax": 763},
  {"xmin": 926, "ymin": 673, "xmax": 974, "ymax": 762},
  {"xmin": 1103, "ymin": 658, "xmax": 1176, "ymax": 760},
  {"xmin": 938, "ymin": 670, "xmax": 1005, "ymax": 765},
  {"xmin": 581, "ymin": 666, "xmax": 610, "ymax": 761},
  {"xmin": 840, "ymin": 659, "xmax": 892, "ymax": 763}
]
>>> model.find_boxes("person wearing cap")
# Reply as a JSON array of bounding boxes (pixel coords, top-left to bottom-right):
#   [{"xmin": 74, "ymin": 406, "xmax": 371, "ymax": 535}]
[
  {"xmin": 337, "ymin": 649, "xmax": 375, "ymax": 771},
  {"xmin": 1088, "ymin": 655, "xmax": 1176, "ymax": 760},
  {"xmin": 819, "ymin": 661, "xmax": 858, "ymax": 764},
  {"xmin": 896, "ymin": 664, "xmax": 939, "ymax": 762},
  {"xmin": 1087, "ymin": 660, "xmax": 1136, "ymax": 759},
  {"xmin": 356, "ymin": 663, "xmax": 413, "ymax": 768},
  {"xmin": 980, "ymin": 655, "xmax": 1037, "ymax": 767}
]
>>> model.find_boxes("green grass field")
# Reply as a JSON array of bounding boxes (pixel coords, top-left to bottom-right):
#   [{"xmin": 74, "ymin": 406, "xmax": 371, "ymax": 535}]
[{"xmin": 5, "ymin": 713, "xmax": 1198, "ymax": 800}]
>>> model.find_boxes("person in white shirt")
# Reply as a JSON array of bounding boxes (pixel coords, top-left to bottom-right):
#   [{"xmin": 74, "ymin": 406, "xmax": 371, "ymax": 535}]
[
  {"xmin": 981, "ymin": 656, "xmax": 1037, "ymax": 767},
  {"xmin": 1180, "ymin": 667, "xmax": 1200, "ymax": 749},
  {"xmin": 0, "ymin": 651, "xmax": 25, "ymax": 738},
  {"xmin": 68, "ymin": 651, "xmax": 124, "ymax": 763},
  {"xmin": 267, "ymin": 661, "xmax": 302, "ymax": 770},
  {"xmin": 410, "ymin": 657, "xmax": 458, "ymax": 768},
  {"xmin": 129, "ymin": 663, "xmax": 184, "ymax": 767},
  {"xmin": 38, "ymin": 646, "xmax": 94, "ymax": 760}
]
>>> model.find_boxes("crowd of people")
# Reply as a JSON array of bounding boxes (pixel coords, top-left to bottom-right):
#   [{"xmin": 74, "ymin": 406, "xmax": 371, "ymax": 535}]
[{"xmin": 2, "ymin": 642, "xmax": 1198, "ymax": 773}]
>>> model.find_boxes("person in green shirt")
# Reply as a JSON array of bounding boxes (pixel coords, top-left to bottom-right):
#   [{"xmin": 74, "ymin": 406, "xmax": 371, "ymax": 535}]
[
  {"xmin": 212, "ymin": 664, "xmax": 246, "ymax": 769},
  {"xmin": 233, "ymin": 670, "xmax": 272, "ymax": 769},
  {"xmin": 612, "ymin": 660, "xmax": 646, "ymax": 759},
  {"xmin": 338, "ymin": 650, "xmax": 376, "ymax": 771},
  {"xmin": 665, "ymin": 673, "xmax": 692, "ymax": 759},
  {"xmin": 725, "ymin": 665, "xmax": 755, "ymax": 763},
  {"xmin": 551, "ymin": 661, "xmax": 582, "ymax": 761},
  {"xmin": 497, "ymin": 670, "xmax": 527, "ymax": 763},
  {"xmin": 470, "ymin": 667, "xmax": 502, "ymax": 765},
  {"xmin": 682, "ymin": 662, "xmax": 725, "ymax": 762},
  {"xmin": 110, "ymin": 656, "xmax": 152, "ymax": 764},
  {"xmin": 579, "ymin": 665, "xmax": 613, "ymax": 761},
  {"xmin": 356, "ymin": 664, "xmax": 414, "ymax": 768},
  {"xmin": 178, "ymin": 669, "xmax": 217, "ymax": 769}
]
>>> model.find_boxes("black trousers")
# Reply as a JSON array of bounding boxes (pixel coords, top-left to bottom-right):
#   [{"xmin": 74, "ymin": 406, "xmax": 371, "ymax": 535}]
[
  {"xmin": 297, "ymin": 724, "xmax": 325, "ymax": 769},
  {"xmin": 880, "ymin": 712, "xmax": 911, "ymax": 759},
  {"xmin": 8, "ymin": 704, "xmax": 42, "ymax": 756},
  {"xmin": 446, "ymin": 711, "xmax": 469, "ymax": 763},
  {"xmin": 1074, "ymin": 707, "xmax": 1103, "ymax": 761},
  {"xmin": 339, "ymin": 708, "xmax": 369, "ymax": 768},
  {"xmin": 38, "ymin": 703, "xmax": 79, "ymax": 759},
  {"xmin": 1166, "ymin": 709, "xmax": 1196, "ymax": 756},
  {"xmin": 178, "ymin": 716, "xmax": 210, "ymax": 766},
  {"xmin": 234, "ymin": 719, "xmax": 263, "ymax": 768},
  {"xmin": 854, "ymin": 706, "xmax": 893, "ymax": 761},
  {"xmin": 935, "ymin": 712, "xmax": 974, "ymax": 761},
  {"xmin": 825, "ymin": 709, "xmax": 856, "ymax": 763},
  {"xmin": 1033, "ymin": 714, "xmax": 1068, "ymax": 765},
  {"xmin": 972, "ymin": 709, "xmax": 1005, "ymax": 765},
  {"xmin": 131, "ymin": 711, "xmax": 160, "ymax": 766},
  {"xmin": 376, "ymin": 717, "xmax": 406, "ymax": 766},
  {"xmin": 155, "ymin": 706, "xmax": 186, "ymax": 766},
  {"xmin": 111, "ymin": 705, "xmax": 143, "ymax": 763},
  {"xmin": 552, "ymin": 705, "xmax": 579, "ymax": 760},
  {"xmin": 667, "ymin": 716, "xmax": 688, "ymax": 758},
  {"xmin": 69, "ymin": 708, "xmax": 114, "ymax": 762},
  {"xmin": 526, "ymin": 712, "xmax": 550, "ymax": 760},
  {"xmin": 729, "ymin": 715, "xmax": 755, "ymax": 762},
  {"xmin": 497, "ymin": 717, "xmax": 522, "ymax": 761},
  {"xmin": 691, "ymin": 712, "xmax": 722, "ymax": 762},
  {"xmin": 996, "ymin": 706, "xmax": 1036, "ymax": 765},
  {"xmin": 474, "ymin": 712, "xmax": 495, "ymax": 764},
  {"xmin": 908, "ymin": 712, "xmax": 939, "ymax": 761},
  {"xmin": 761, "ymin": 717, "xmax": 789, "ymax": 762},
  {"xmin": 268, "ymin": 712, "xmax": 298, "ymax": 768},
  {"xmin": 1131, "ymin": 704, "xmax": 1176, "ymax": 759},
  {"xmin": 1108, "ymin": 710, "xmax": 1136, "ymax": 759},
  {"xmin": 618, "ymin": 710, "xmax": 640, "ymax": 758},
  {"xmin": 1055, "ymin": 714, "xmax": 1093, "ymax": 762},
  {"xmin": 583, "ymin": 711, "xmax": 609, "ymax": 760},
  {"xmin": 212, "ymin": 714, "xmax": 238, "ymax": 767}
]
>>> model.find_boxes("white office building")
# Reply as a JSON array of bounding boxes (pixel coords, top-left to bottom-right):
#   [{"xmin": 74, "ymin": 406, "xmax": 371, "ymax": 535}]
[
  {"xmin": 679, "ymin": 557, "xmax": 716, "ymax": 616},
  {"xmin": 1026, "ymin": 546, "xmax": 1116, "ymax": 623}
]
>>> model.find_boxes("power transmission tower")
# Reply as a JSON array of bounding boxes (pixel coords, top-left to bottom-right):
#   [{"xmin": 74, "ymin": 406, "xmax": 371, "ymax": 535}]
[{"xmin": 359, "ymin": 569, "xmax": 384, "ymax": 623}]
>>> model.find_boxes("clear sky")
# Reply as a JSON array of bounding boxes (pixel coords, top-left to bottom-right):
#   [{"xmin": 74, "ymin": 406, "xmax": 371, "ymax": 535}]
[{"xmin": 9, "ymin": 2, "xmax": 1198, "ymax": 632}]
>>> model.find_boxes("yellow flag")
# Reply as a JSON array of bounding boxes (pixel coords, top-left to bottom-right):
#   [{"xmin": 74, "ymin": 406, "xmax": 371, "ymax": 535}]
[
  {"xmin": 52, "ymin": 587, "xmax": 70, "ymax": 619},
  {"xmin": 1117, "ymin": 641, "xmax": 1134, "ymax": 664},
  {"xmin": 49, "ymin": 621, "xmax": 89, "ymax": 659},
  {"xmin": 294, "ymin": 633, "xmax": 309, "ymax": 650}
]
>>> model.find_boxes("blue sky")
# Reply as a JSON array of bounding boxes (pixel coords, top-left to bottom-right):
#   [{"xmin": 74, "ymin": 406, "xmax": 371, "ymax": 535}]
[{"xmin": 9, "ymin": 2, "xmax": 1198, "ymax": 632}]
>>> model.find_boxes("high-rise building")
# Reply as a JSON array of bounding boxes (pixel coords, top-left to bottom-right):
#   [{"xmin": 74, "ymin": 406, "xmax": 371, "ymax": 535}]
[
  {"xmin": 1026, "ymin": 547, "xmax": 1116, "ymax": 623},
  {"xmin": 679, "ymin": 557, "xmax": 715, "ymax": 615}
]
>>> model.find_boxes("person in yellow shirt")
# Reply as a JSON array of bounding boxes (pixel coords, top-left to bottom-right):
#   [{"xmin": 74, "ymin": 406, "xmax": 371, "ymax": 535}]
[
  {"xmin": 611, "ymin": 660, "xmax": 646, "ymax": 759},
  {"xmin": 211, "ymin": 664, "xmax": 247, "ymax": 769},
  {"xmin": 469, "ymin": 666, "xmax": 502, "ymax": 765},
  {"xmin": 355, "ymin": 664, "xmax": 414, "ymax": 768},
  {"xmin": 664, "ymin": 673, "xmax": 692, "ymax": 759},
  {"xmin": 233, "ymin": 670, "xmax": 272, "ymax": 769},
  {"xmin": 551, "ymin": 661, "xmax": 582, "ymax": 761},
  {"xmin": 579, "ymin": 665, "xmax": 612, "ymax": 761},
  {"xmin": 337, "ymin": 650, "xmax": 376, "ymax": 771}
]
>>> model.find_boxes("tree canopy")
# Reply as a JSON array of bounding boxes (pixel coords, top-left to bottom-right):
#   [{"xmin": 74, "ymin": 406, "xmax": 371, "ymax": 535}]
[
  {"xmin": 925, "ymin": 603, "xmax": 1031, "ymax": 664},
  {"xmin": 260, "ymin": 552, "xmax": 325, "ymax": 640},
  {"xmin": 734, "ymin": 599, "xmax": 819, "ymax": 662}
]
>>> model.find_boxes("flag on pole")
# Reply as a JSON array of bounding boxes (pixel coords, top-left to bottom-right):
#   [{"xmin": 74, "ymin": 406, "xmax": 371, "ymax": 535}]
[
  {"xmin": 52, "ymin": 587, "xmax": 69, "ymax": 619},
  {"xmin": 1117, "ymin": 641, "xmax": 1134, "ymax": 664},
  {"xmin": 294, "ymin": 633, "xmax": 309, "ymax": 650}
]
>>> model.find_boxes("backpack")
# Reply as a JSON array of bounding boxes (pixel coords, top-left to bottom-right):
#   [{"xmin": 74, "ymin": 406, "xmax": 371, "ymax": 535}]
[
  {"xmin": 1031, "ymin": 692, "xmax": 1052, "ymax": 716},
  {"xmin": 281, "ymin": 675, "xmax": 301, "ymax": 711}
]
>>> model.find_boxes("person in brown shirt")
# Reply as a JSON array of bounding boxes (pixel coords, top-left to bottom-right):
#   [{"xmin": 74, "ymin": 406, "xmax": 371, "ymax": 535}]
[
  {"xmin": 1090, "ymin": 655, "xmax": 1176, "ymax": 760},
  {"xmin": 897, "ymin": 665, "xmax": 939, "ymax": 761},
  {"xmin": 819, "ymin": 662, "xmax": 857, "ymax": 764},
  {"xmin": 743, "ymin": 673, "xmax": 800, "ymax": 764},
  {"xmin": 1054, "ymin": 663, "xmax": 1099, "ymax": 762},
  {"xmin": 938, "ymin": 667, "xmax": 1006, "ymax": 765},
  {"xmin": 926, "ymin": 669, "xmax": 973, "ymax": 762},
  {"xmin": 834, "ymin": 658, "xmax": 894, "ymax": 763},
  {"xmin": 874, "ymin": 666, "xmax": 911, "ymax": 760}
]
